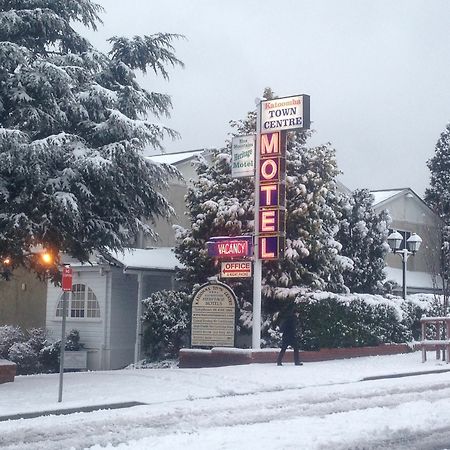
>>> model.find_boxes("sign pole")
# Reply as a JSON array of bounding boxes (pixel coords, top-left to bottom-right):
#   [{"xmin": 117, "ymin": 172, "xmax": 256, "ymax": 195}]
[
  {"xmin": 58, "ymin": 289, "xmax": 68, "ymax": 402},
  {"xmin": 58, "ymin": 265, "xmax": 72, "ymax": 402},
  {"xmin": 252, "ymin": 100, "xmax": 262, "ymax": 349}
]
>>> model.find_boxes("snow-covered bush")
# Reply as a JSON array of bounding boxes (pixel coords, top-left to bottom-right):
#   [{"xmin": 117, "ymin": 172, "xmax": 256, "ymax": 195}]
[
  {"xmin": 8, "ymin": 342, "xmax": 38, "ymax": 375},
  {"xmin": 0, "ymin": 325, "xmax": 83, "ymax": 373},
  {"xmin": 142, "ymin": 290, "xmax": 190, "ymax": 360},
  {"xmin": 0, "ymin": 325, "xmax": 25, "ymax": 358}
]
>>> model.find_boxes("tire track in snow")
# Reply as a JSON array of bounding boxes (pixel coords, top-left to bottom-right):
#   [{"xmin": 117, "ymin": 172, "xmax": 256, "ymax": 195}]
[{"xmin": 2, "ymin": 375, "xmax": 450, "ymax": 449}]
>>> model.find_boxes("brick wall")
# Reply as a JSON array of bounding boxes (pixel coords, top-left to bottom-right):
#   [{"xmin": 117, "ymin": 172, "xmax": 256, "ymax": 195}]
[
  {"xmin": 179, "ymin": 344, "xmax": 412, "ymax": 368},
  {"xmin": 0, "ymin": 360, "xmax": 16, "ymax": 384}
]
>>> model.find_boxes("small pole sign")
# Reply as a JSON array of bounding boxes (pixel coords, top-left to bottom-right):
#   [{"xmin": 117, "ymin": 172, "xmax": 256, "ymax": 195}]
[
  {"xmin": 231, "ymin": 135, "xmax": 255, "ymax": 178},
  {"xmin": 62, "ymin": 265, "xmax": 73, "ymax": 291},
  {"xmin": 220, "ymin": 261, "xmax": 252, "ymax": 278}
]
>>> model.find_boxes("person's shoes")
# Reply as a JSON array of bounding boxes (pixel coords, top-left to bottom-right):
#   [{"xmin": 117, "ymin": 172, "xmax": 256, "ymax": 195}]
[
  {"xmin": 295, "ymin": 362, "xmax": 303, "ymax": 366},
  {"xmin": 277, "ymin": 362, "xmax": 282, "ymax": 366}
]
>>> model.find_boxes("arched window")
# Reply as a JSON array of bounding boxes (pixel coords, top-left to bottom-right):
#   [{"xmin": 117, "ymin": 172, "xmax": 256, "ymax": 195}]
[{"xmin": 56, "ymin": 284, "xmax": 101, "ymax": 319}]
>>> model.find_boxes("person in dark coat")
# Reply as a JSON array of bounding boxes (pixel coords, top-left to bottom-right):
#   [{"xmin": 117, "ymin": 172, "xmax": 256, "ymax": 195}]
[{"xmin": 277, "ymin": 310, "xmax": 302, "ymax": 366}]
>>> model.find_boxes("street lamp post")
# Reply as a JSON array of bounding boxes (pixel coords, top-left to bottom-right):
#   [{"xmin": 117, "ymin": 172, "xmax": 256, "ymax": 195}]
[{"xmin": 387, "ymin": 230, "xmax": 422, "ymax": 299}]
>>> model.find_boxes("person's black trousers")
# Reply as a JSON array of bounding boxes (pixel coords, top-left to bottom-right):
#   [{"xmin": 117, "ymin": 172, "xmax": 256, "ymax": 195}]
[{"xmin": 277, "ymin": 343, "xmax": 300, "ymax": 365}]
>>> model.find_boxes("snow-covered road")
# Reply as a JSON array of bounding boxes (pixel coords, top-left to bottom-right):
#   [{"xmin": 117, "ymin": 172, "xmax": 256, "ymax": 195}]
[{"xmin": 1, "ymin": 353, "xmax": 450, "ymax": 449}]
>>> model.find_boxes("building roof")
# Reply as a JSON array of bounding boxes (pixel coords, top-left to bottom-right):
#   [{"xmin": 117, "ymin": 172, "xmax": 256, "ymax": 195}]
[
  {"xmin": 371, "ymin": 189, "xmax": 406, "ymax": 206},
  {"xmin": 108, "ymin": 247, "xmax": 182, "ymax": 271},
  {"xmin": 147, "ymin": 149, "xmax": 206, "ymax": 166},
  {"xmin": 61, "ymin": 247, "xmax": 182, "ymax": 272},
  {"xmin": 384, "ymin": 266, "xmax": 441, "ymax": 291}
]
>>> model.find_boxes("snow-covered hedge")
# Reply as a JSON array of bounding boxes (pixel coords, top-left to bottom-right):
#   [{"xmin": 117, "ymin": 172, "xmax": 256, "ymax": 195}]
[
  {"xmin": 0, "ymin": 326, "xmax": 83, "ymax": 374},
  {"xmin": 265, "ymin": 292, "xmax": 442, "ymax": 349}
]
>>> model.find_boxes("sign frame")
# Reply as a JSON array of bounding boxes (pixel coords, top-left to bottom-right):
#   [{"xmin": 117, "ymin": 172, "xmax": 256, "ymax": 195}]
[
  {"xmin": 231, "ymin": 134, "xmax": 255, "ymax": 178},
  {"xmin": 191, "ymin": 281, "xmax": 237, "ymax": 348}
]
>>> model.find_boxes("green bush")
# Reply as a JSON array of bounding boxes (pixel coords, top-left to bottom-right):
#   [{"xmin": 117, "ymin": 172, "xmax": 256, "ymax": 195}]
[{"xmin": 142, "ymin": 290, "xmax": 190, "ymax": 361}]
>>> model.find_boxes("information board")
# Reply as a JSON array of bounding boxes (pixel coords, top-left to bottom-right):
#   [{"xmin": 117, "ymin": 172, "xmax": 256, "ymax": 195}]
[{"xmin": 191, "ymin": 282, "xmax": 236, "ymax": 347}]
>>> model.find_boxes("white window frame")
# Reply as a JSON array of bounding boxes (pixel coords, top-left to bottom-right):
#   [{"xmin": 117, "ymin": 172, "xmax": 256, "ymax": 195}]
[{"xmin": 55, "ymin": 283, "xmax": 101, "ymax": 320}]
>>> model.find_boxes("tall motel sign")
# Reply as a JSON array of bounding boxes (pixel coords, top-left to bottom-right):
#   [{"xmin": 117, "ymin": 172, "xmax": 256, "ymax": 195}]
[{"xmin": 208, "ymin": 94, "xmax": 310, "ymax": 348}]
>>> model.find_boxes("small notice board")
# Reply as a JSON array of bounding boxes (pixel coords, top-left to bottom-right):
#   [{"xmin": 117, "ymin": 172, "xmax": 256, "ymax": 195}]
[{"xmin": 191, "ymin": 282, "xmax": 236, "ymax": 347}]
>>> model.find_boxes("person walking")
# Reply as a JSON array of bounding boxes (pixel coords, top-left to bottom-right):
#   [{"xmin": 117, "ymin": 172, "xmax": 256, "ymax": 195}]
[{"xmin": 277, "ymin": 310, "xmax": 302, "ymax": 366}]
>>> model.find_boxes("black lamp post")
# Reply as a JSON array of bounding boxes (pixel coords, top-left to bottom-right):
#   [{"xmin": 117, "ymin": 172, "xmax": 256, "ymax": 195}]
[{"xmin": 387, "ymin": 230, "xmax": 422, "ymax": 299}]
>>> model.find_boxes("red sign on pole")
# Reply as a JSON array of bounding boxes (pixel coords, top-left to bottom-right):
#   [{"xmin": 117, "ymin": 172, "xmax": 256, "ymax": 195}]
[{"xmin": 62, "ymin": 266, "xmax": 73, "ymax": 292}]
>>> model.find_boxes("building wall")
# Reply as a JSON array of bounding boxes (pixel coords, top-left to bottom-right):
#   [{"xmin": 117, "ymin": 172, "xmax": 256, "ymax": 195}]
[
  {"xmin": 109, "ymin": 268, "xmax": 139, "ymax": 370},
  {"xmin": 46, "ymin": 267, "xmax": 107, "ymax": 371},
  {"xmin": 374, "ymin": 192, "xmax": 442, "ymax": 278},
  {"xmin": 0, "ymin": 267, "xmax": 47, "ymax": 329}
]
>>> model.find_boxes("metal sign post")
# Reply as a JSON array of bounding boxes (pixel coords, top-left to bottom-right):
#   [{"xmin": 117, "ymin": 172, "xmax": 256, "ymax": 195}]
[
  {"xmin": 58, "ymin": 265, "xmax": 72, "ymax": 403},
  {"xmin": 252, "ymin": 101, "xmax": 262, "ymax": 349}
]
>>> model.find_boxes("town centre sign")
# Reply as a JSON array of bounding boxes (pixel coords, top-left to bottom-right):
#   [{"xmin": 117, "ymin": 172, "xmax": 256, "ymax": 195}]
[{"xmin": 261, "ymin": 95, "xmax": 310, "ymax": 132}]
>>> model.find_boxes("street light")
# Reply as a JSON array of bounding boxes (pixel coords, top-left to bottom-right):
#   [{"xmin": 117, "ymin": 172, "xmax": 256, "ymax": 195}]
[{"xmin": 387, "ymin": 230, "xmax": 422, "ymax": 299}]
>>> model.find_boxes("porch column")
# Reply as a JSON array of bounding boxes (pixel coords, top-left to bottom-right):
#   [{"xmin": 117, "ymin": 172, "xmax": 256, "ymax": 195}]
[{"xmin": 134, "ymin": 271, "xmax": 144, "ymax": 365}]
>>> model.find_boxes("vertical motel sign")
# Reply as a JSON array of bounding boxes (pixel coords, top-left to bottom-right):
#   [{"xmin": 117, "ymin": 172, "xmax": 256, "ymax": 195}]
[
  {"xmin": 258, "ymin": 132, "xmax": 286, "ymax": 260},
  {"xmin": 258, "ymin": 94, "xmax": 310, "ymax": 260}
]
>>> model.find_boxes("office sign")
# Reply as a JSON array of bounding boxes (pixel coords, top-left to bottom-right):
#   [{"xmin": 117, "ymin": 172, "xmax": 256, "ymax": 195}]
[
  {"xmin": 232, "ymin": 135, "xmax": 255, "ymax": 178},
  {"xmin": 220, "ymin": 261, "xmax": 252, "ymax": 278},
  {"xmin": 261, "ymin": 95, "xmax": 310, "ymax": 132}
]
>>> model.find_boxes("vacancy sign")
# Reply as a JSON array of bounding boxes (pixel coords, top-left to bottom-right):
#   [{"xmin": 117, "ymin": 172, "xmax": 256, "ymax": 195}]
[
  {"xmin": 232, "ymin": 135, "xmax": 255, "ymax": 178},
  {"xmin": 261, "ymin": 95, "xmax": 310, "ymax": 133},
  {"xmin": 220, "ymin": 261, "xmax": 252, "ymax": 278},
  {"xmin": 207, "ymin": 236, "xmax": 253, "ymax": 259}
]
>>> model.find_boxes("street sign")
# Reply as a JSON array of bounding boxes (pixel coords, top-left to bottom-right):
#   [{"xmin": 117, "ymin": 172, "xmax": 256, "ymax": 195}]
[
  {"xmin": 62, "ymin": 266, "xmax": 73, "ymax": 292},
  {"xmin": 220, "ymin": 261, "xmax": 252, "ymax": 278}
]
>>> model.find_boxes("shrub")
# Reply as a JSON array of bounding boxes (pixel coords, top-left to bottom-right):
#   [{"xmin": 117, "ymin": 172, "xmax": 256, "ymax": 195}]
[
  {"xmin": 8, "ymin": 342, "xmax": 39, "ymax": 375},
  {"xmin": 0, "ymin": 325, "xmax": 25, "ymax": 359},
  {"xmin": 0, "ymin": 326, "xmax": 84, "ymax": 374},
  {"xmin": 142, "ymin": 290, "xmax": 190, "ymax": 361}
]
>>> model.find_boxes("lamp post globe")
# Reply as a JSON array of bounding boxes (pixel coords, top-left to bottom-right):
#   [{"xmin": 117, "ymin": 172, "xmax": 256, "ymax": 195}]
[{"xmin": 387, "ymin": 230, "xmax": 422, "ymax": 299}]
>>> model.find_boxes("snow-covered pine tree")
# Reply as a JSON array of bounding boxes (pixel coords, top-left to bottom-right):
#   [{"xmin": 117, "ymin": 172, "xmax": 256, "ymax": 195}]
[
  {"xmin": 336, "ymin": 189, "xmax": 390, "ymax": 294},
  {"xmin": 425, "ymin": 122, "xmax": 450, "ymax": 313},
  {"xmin": 0, "ymin": 1, "xmax": 183, "ymax": 276},
  {"xmin": 175, "ymin": 88, "xmax": 350, "ymax": 337}
]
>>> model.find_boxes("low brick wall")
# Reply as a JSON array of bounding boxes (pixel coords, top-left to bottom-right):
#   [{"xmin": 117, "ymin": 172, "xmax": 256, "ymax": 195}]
[
  {"xmin": 179, "ymin": 344, "xmax": 413, "ymax": 368},
  {"xmin": 0, "ymin": 359, "xmax": 16, "ymax": 383}
]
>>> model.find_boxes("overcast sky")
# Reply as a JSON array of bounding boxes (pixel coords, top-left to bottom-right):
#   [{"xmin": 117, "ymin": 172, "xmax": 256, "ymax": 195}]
[{"xmin": 81, "ymin": 0, "xmax": 450, "ymax": 196}]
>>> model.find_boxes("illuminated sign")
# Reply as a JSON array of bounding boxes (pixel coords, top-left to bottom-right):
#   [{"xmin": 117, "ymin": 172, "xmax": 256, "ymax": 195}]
[
  {"xmin": 207, "ymin": 236, "xmax": 253, "ymax": 259},
  {"xmin": 261, "ymin": 95, "xmax": 310, "ymax": 132},
  {"xmin": 220, "ymin": 261, "xmax": 252, "ymax": 278},
  {"xmin": 258, "ymin": 132, "xmax": 286, "ymax": 260},
  {"xmin": 258, "ymin": 236, "xmax": 284, "ymax": 260}
]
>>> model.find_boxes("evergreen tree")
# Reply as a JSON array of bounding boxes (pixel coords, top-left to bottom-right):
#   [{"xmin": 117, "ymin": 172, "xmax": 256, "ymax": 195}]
[
  {"xmin": 0, "ymin": 1, "xmax": 183, "ymax": 276},
  {"xmin": 336, "ymin": 189, "xmax": 390, "ymax": 294},
  {"xmin": 425, "ymin": 122, "xmax": 450, "ymax": 313},
  {"xmin": 175, "ymin": 89, "xmax": 350, "ymax": 337}
]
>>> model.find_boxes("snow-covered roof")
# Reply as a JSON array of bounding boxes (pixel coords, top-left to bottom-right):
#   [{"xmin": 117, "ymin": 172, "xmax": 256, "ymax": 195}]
[
  {"xmin": 384, "ymin": 266, "xmax": 440, "ymax": 290},
  {"xmin": 147, "ymin": 150, "xmax": 204, "ymax": 166},
  {"xmin": 371, "ymin": 189, "xmax": 405, "ymax": 206},
  {"xmin": 109, "ymin": 247, "xmax": 182, "ymax": 271},
  {"xmin": 60, "ymin": 247, "xmax": 182, "ymax": 271}
]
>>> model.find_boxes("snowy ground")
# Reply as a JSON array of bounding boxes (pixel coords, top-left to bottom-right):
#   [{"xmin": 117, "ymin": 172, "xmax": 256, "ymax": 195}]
[{"xmin": 1, "ymin": 352, "xmax": 450, "ymax": 449}]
